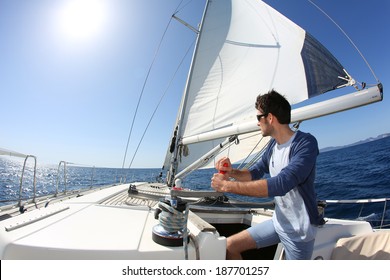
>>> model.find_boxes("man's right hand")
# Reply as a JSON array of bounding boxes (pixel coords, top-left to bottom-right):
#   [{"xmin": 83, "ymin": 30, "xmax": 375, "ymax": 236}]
[{"xmin": 215, "ymin": 157, "xmax": 232, "ymax": 174}]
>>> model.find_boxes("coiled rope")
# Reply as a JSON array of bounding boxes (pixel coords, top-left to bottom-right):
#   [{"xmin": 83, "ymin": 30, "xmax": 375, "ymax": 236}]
[{"xmin": 157, "ymin": 201, "xmax": 190, "ymax": 260}]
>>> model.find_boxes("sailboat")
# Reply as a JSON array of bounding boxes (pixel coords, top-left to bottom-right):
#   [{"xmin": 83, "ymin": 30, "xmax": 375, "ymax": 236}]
[{"xmin": 0, "ymin": 0, "xmax": 387, "ymax": 260}]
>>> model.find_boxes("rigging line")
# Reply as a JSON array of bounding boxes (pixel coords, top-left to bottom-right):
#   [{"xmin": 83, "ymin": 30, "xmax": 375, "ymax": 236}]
[
  {"xmin": 122, "ymin": 0, "xmax": 188, "ymax": 170},
  {"xmin": 242, "ymin": 136, "xmax": 272, "ymax": 170},
  {"xmin": 121, "ymin": 17, "xmax": 176, "ymax": 170},
  {"xmin": 173, "ymin": 0, "xmax": 193, "ymax": 15},
  {"xmin": 307, "ymin": 0, "xmax": 380, "ymax": 83},
  {"xmin": 237, "ymin": 135, "xmax": 266, "ymax": 170},
  {"xmin": 127, "ymin": 40, "xmax": 196, "ymax": 169},
  {"xmin": 179, "ymin": 139, "xmax": 236, "ymax": 180}
]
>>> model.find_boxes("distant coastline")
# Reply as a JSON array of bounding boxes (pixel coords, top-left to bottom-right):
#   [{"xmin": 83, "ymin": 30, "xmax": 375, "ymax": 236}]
[{"xmin": 320, "ymin": 133, "xmax": 390, "ymax": 153}]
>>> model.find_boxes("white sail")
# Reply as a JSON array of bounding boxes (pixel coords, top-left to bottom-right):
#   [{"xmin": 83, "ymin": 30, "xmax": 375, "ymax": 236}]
[{"xmin": 165, "ymin": 0, "xmax": 382, "ymax": 179}]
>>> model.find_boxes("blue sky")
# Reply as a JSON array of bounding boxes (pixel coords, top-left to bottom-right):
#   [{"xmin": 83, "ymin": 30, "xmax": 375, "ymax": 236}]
[{"xmin": 0, "ymin": 0, "xmax": 389, "ymax": 168}]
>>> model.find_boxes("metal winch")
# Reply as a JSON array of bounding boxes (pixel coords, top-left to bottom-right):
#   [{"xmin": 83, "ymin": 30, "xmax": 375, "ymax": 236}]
[{"xmin": 152, "ymin": 196, "xmax": 190, "ymax": 247}]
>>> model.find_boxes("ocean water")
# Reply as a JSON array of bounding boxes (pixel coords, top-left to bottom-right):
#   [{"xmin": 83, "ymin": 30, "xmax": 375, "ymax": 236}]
[
  {"xmin": 184, "ymin": 136, "xmax": 390, "ymax": 224},
  {"xmin": 1, "ymin": 136, "xmax": 389, "ymax": 225}
]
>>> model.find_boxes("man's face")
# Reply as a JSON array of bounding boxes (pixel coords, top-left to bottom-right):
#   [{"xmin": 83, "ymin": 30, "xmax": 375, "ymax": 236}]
[{"xmin": 256, "ymin": 109, "xmax": 270, "ymax": 136}]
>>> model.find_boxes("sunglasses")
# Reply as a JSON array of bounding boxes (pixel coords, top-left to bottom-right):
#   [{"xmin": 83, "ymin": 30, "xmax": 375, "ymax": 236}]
[{"xmin": 256, "ymin": 113, "xmax": 268, "ymax": 121}]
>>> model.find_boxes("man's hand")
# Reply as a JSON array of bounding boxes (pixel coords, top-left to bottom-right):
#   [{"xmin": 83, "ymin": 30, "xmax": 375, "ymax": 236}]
[
  {"xmin": 211, "ymin": 172, "xmax": 231, "ymax": 193},
  {"xmin": 215, "ymin": 157, "xmax": 232, "ymax": 174}
]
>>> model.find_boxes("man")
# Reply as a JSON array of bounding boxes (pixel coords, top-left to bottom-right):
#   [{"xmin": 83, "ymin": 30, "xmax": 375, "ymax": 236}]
[{"xmin": 211, "ymin": 90, "xmax": 322, "ymax": 260}]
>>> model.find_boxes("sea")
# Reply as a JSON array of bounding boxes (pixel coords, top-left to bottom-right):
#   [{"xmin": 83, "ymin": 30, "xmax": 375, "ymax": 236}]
[{"xmin": 1, "ymin": 136, "xmax": 389, "ymax": 227}]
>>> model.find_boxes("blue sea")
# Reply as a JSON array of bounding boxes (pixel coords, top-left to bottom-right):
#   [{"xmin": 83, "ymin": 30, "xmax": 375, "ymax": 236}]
[{"xmin": 1, "ymin": 136, "xmax": 389, "ymax": 226}]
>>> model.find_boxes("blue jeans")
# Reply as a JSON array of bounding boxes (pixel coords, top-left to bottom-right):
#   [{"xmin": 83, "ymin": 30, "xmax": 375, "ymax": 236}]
[{"xmin": 247, "ymin": 219, "xmax": 315, "ymax": 260}]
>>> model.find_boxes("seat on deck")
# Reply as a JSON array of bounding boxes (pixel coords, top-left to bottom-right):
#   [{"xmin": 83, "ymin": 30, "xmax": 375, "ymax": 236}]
[{"xmin": 331, "ymin": 231, "xmax": 390, "ymax": 260}]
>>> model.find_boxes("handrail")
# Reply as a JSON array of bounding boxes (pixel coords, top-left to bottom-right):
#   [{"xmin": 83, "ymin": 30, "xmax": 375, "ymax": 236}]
[
  {"xmin": 55, "ymin": 161, "xmax": 67, "ymax": 196},
  {"xmin": 381, "ymin": 200, "xmax": 387, "ymax": 228},
  {"xmin": 325, "ymin": 198, "xmax": 390, "ymax": 229},
  {"xmin": 18, "ymin": 155, "xmax": 37, "ymax": 207},
  {"xmin": 90, "ymin": 166, "xmax": 95, "ymax": 189}
]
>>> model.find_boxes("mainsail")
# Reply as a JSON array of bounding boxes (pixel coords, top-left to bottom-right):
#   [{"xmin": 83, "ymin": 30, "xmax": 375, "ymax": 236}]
[{"xmin": 164, "ymin": 0, "xmax": 382, "ymax": 183}]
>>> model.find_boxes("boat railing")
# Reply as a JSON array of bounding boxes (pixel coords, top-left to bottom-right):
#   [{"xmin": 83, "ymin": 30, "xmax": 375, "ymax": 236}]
[
  {"xmin": 90, "ymin": 166, "xmax": 95, "ymax": 189},
  {"xmin": 325, "ymin": 198, "xmax": 390, "ymax": 229},
  {"xmin": 1, "ymin": 153, "xmax": 123, "ymax": 211},
  {"xmin": 18, "ymin": 155, "xmax": 37, "ymax": 207},
  {"xmin": 55, "ymin": 161, "xmax": 67, "ymax": 196}
]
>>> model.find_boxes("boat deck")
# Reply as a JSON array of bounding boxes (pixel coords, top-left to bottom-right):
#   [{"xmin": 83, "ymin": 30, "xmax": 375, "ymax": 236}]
[
  {"xmin": 1, "ymin": 182, "xmax": 389, "ymax": 260},
  {"xmin": 0, "ymin": 183, "xmax": 229, "ymax": 259}
]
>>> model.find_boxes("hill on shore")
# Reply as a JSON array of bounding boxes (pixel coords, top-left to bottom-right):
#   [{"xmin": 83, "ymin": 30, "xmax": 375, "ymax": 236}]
[{"xmin": 320, "ymin": 133, "xmax": 390, "ymax": 153}]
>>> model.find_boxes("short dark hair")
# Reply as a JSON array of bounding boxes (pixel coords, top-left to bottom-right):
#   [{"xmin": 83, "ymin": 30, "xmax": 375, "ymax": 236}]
[{"xmin": 255, "ymin": 90, "xmax": 291, "ymax": 124}]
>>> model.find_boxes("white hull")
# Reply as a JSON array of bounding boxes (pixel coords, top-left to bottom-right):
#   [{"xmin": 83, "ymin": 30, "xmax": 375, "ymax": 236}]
[{"xmin": 1, "ymin": 183, "xmax": 387, "ymax": 260}]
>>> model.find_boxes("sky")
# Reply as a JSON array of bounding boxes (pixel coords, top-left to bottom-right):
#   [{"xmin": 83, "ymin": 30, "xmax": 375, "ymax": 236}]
[{"xmin": 0, "ymin": 0, "xmax": 389, "ymax": 168}]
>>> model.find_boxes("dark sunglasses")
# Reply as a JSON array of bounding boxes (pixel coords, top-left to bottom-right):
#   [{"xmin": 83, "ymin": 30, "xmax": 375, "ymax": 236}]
[{"xmin": 256, "ymin": 113, "xmax": 268, "ymax": 121}]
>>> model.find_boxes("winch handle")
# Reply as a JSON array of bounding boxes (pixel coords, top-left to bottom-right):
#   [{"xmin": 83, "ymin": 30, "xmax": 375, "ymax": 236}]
[{"xmin": 219, "ymin": 163, "xmax": 229, "ymax": 174}]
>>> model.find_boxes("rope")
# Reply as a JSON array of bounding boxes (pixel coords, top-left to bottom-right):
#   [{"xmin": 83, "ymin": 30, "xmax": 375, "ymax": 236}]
[
  {"xmin": 126, "ymin": 40, "xmax": 195, "ymax": 169},
  {"xmin": 121, "ymin": 0, "xmax": 186, "ymax": 169},
  {"xmin": 238, "ymin": 135, "xmax": 267, "ymax": 170},
  {"xmin": 158, "ymin": 201, "xmax": 186, "ymax": 231},
  {"xmin": 122, "ymin": 2, "xmax": 198, "ymax": 169},
  {"xmin": 157, "ymin": 201, "xmax": 190, "ymax": 259}
]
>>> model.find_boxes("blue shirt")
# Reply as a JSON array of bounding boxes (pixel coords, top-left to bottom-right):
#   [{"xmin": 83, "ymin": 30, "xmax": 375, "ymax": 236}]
[{"xmin": 249, "ymin": 131, "xmax": 322, "ymax": 227}]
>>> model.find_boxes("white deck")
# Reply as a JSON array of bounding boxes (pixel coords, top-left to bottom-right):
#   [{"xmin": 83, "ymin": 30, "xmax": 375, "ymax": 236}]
[
  {"xmin": 0, "ymin": 183, "xmax": 384, "ymax": 260},
  {"xmin": 0, "ymin": 184, "xmax": 226, "ymax": 259}
]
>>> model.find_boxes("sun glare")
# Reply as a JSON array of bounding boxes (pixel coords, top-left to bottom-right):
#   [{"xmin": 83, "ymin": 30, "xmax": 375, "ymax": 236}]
[{"xmin": 56, "ymin": 0, "xmax": 110, "ymax": 44}]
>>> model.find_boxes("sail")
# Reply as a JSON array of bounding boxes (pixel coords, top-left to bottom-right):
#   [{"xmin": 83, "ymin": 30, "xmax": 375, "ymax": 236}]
[{"xmin": 166, "ymin": 0, "xmax": 357, "ymax": 175}]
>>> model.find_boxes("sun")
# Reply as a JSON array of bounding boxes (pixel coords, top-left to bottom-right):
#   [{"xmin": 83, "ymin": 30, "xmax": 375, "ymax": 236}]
[{"xmin": 56, "ymin": 0, "xmax": 110, "ymax": 44}]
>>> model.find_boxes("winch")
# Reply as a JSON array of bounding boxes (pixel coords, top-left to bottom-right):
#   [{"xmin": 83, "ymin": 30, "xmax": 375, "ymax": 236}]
[{"xmin": 152, "ymin": 196, "xmax": 190, "ymax": 247}]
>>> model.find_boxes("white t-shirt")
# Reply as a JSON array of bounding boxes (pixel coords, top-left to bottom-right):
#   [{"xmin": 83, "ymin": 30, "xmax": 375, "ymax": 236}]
[{"xmin": 270, "ymin": 133, "xmax": 317, "ymax": 242}]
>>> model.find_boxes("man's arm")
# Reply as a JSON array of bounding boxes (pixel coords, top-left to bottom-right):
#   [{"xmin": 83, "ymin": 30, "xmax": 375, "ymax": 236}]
[
  {"xmin": 211, "ymin": 172, "xmax": 269, "ymax": 197},
  {"xmin": 228, "ymin": 168, "xmax": 252, "ymax": 181},
  {"xmin": 213, "ymin": 157, "xmax": 269, "ymax": 197}
]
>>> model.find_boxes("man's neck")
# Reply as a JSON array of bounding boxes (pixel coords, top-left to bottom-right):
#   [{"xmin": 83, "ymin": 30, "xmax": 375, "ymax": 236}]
[{"xmin": 273, "ymin": 125, "xmax": 295, "ymax": 145}]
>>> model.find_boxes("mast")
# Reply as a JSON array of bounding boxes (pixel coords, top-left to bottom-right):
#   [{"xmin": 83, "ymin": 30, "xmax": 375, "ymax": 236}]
[{"xmin": 167, "ymin": 0, "xmax": 210, "ymax": 187}]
